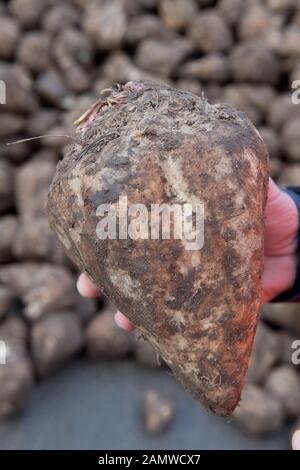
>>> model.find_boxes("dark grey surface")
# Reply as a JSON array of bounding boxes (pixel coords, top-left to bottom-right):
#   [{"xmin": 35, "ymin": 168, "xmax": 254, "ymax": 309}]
[{"xmin": 0, "ymin": 359, "xmax": 292, "ymax": 450}]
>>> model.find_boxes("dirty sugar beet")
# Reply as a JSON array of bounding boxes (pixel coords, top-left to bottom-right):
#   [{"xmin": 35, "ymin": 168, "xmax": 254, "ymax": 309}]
[{"xmin": 47, "ymin": 81, "xmax": 268, "ymax": 416}]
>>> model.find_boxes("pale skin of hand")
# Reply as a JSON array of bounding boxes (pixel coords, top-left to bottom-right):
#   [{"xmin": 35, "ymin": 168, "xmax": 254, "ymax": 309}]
[{"xmin": 77, "ymin": 177, "xmax": 300, "ymax": 448}]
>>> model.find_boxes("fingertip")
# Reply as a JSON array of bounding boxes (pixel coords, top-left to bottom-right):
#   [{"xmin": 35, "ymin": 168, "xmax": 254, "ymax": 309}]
[
  {"xmin": 76, "ymin": 273, "xmax": 101, "ymax": 298},
  {"xmin": 292, "ymin": 430, "xmax": 300, "ymax": 450},
  {"xmin": 114, "ymin": 311, "xmax": 135, "ymax": 332}
]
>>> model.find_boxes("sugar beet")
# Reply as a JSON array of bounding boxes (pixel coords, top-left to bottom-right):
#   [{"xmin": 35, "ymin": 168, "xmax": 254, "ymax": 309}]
[{"xmin": 48, "ymin": 81, "xmax": 268, "ymax": 416}]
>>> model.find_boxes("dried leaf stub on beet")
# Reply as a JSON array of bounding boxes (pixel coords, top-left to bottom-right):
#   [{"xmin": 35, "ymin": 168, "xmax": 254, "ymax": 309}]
[{"xmin": 47, "ymin": 80, "xmax": 269, "ymax": 417}]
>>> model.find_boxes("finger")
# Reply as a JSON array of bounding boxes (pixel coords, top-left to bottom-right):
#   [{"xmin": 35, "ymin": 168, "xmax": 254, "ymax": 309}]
[
  {"xmin": 114, "ymin": 311, "xmax": 135, "ymax": 331},
  {"xmin": 266, "ymin": 177, "xmax": 281, "ymax": 204},
  {"xmin": 261, "ymin": 255, "xmax": 296, "ymax": 303},
  {"xmin": 292, "ymin": 430, "xmax": 300, "ymax": 450},
  {"xmin": 265, "ymin": 177, "xmax": 298, "ymax": 256},
  {"xmin": 76, "ymin": 272, "xmax": 101, "ymax": 298}
]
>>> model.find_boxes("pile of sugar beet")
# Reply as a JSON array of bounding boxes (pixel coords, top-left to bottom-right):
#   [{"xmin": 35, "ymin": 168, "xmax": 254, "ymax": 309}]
[{"xmin": 1, "ymin": 0, "xmax": 300, "ymax": 438}]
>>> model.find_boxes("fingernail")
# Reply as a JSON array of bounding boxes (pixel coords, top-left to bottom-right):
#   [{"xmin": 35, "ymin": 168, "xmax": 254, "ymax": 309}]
[
  {"xmin": 114, "ymin": 311, "xmax": 135, "ymax": 332},
  {"xmin": 76, "ymin": 276, "xmax": 83, "ymax": 294}
]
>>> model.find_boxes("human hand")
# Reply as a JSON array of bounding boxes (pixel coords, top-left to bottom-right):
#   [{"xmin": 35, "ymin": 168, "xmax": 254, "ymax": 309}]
[
  {"xmin": 262, "ymin": 177, "xmax": 298, "ymax": 303},
  {"xmin": 257, "ymin": 178, "xmax": 300, "ymax": 450}
]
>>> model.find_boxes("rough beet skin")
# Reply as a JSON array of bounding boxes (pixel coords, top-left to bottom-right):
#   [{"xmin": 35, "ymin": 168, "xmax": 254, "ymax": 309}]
[{"xmin": 47, "ymin": 81, "xmax": 268, "ymax": 416}]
